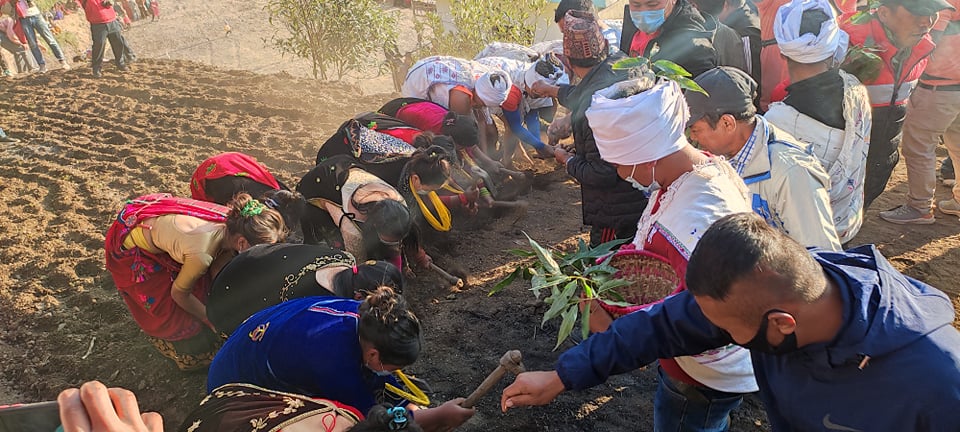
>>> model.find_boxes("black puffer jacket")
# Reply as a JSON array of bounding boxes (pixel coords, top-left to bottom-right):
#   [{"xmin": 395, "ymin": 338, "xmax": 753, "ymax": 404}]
[
  {"xmin": 619, "ymin": 0, "xmax": 717, "ymax": 77},
  {"xmin": 720, "ymin": 0, "xmax": 762, "ymax": 87},
  {"xmin": 557, "ymin": 53, "xmax": 649, "ymax": 229},
  {"xmin": 703, "ymin": 13, "xmax": 746, "ymax": 71}
]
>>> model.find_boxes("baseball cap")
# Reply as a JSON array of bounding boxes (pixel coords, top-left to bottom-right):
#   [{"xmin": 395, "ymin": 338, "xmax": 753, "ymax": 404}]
[
  {"xmin": 685, "ymin": 67, "xmax": 757, "ymax": 128},
  {"xmin": 881, "ymin": 0, "xmax": 954, "ymax": 16}
]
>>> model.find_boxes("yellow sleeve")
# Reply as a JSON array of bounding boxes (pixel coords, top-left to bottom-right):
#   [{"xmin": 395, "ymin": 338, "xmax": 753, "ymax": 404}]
[{"xmin": 171, "ymin": 252, "xmax": 215, "ymax": 292}]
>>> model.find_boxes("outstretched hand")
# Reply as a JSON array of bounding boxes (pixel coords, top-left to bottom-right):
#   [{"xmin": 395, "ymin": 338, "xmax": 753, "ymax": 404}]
[
  {"xmin": 413, "ymin": 398, "xmax": 475, "ymax": 432},
  {"xmin": 58, "ymin": 381, "xmax": 163, "ymax": 432},
  {"xmin": 500, "ymin": 371, "xmax": 566, "ymax": 413}
]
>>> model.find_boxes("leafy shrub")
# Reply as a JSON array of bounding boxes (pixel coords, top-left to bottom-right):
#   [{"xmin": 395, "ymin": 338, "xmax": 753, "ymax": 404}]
[{"xmin": 265, "ymin": 0, "xmax": 399, "ymax": 81}]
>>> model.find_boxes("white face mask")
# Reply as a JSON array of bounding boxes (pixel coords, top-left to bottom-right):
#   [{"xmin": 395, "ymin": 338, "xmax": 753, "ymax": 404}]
[{"xmin": 626, "ymin": 163, "xmax": 660, "ymax": 197}]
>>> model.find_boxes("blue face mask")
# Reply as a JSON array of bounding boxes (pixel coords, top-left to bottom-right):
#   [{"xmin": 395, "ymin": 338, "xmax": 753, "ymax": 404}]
[
  {"xmin": 626, "ymin": 164, "xmax": 660, "ymax": 197},
  {"xmin": 630, "ymin": 9, "xmax": 666, "ymax": 33},
  {"xmin": 366, "ymin": 359, "xmax": 395, "ymax": 377}
]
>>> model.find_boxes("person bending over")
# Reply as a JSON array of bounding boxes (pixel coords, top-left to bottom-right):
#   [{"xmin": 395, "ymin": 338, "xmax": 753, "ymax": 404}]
[
  {"xmin": 208, "ymin": 287, "xmax": 475, "ymax": 431},
  {"xmin": 206, "ymin": 242, "xmax": 402, "ymax": 335},
  {"xmin": 103, "ymin": 193, "xmax": 286, "ymax": 370}
]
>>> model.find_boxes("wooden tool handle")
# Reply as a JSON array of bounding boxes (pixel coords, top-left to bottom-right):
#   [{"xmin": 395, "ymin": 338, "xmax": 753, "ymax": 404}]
[
  {"xmin": 429, "ymin": 263, "xmax": 464, "ymax": 288},
  {"xmin": 460, "ymin": 366, "xmax": 506, "ymax": 409}
]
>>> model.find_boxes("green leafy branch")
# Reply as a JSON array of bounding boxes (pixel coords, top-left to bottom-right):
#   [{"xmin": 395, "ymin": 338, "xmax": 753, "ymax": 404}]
[
  {"xmin": 611, "ymin": 57, "xmax": 708, "ymax": 95},
  {"xmin": 846, "ymin": 0, "xmax": 881, "ymax": 25},
  {"xmin": 841, "ymin": 43, "xmax": 885, "ymax": 84},
  {"xmin": 491, "ymin": 236, "xmax": 630, "ymax": 350}
]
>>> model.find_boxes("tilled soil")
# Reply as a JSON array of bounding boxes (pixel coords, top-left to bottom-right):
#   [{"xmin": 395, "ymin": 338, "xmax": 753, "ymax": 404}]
[{"xmin": 0, "ymin": 58, "xmax": 955, "ymax": 432}]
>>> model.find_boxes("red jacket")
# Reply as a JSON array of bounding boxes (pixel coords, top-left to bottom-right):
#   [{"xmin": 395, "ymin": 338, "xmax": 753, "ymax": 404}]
[
  {"xmin": 841, "ymin": 15, "xmax": 934, "ymax": 108},
  {"xmin": 80, "ymin": 0, "xmax": 117, "ymax": 24}
]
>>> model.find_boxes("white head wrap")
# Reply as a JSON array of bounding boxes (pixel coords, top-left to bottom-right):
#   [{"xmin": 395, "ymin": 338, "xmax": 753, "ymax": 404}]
[
  {"xmin": 586, "ymin": 79, "xmax": 689, "ymax": 166},
  {"xmin": 774, "ymin": 0, "xmax": 849, "ymax": 65},
  {"xmin": 474, "ymin": 71, "xmax": 512, "ymax": 107},
  {"xmin": 523, "ymin": 53, "xmax": 565, "ymax": 88}
]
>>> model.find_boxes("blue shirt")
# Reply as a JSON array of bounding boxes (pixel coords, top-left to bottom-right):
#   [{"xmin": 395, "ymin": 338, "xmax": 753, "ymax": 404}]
[
  {"xmin": 207, "ymin": 297, "xmax": 400, "ymax": 413},
  {"xmin": 556, "ymin": 246, "xmax": 960, "ymax": 431}
]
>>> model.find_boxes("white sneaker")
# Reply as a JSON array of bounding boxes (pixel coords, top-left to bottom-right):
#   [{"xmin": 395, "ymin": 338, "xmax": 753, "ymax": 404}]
[{"xmin": 60, "ymin": 60, "xmax": 71, "ymax": 71}]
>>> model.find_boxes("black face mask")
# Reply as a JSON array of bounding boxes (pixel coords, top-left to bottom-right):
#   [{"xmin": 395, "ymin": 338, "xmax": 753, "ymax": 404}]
[{"xmin": 739, "ymin": 309, "xmax": 799, "ymax": 355}]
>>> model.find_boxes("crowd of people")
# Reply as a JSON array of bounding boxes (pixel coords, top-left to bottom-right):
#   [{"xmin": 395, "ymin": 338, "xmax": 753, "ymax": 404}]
[
  {"xmin": 38, "ymin": 0, "xmax": 960, "ymax": 430},
  {"xmin": 0, "ymin": 0, "xmax": 147, "ymax": 79}
]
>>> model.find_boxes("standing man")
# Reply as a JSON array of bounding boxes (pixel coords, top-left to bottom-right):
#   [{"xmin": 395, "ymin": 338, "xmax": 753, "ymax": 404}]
[
  {"xmin": 765, "ymin": 0, "xmax": 871, "ymax": 244},
  {"xmin": 879, "ymin": 0, "xmax": 960, "ymax": 223},
  {"xmin": 586, "ymin": 77, "xmax": 757, "ymax": 431},
  {"xmin": 620, "ymin": 0, "xmax": 718, "ymax": 76},
  {"xmin": 686, "ymin": 66, "xmax": 842, "ymax": 250},
  {"xmin": 501, "ymin": 212, "xmax": 960, "ymax": 431},
  {"xmin": 533, "ymin": 10, "xmax": 649, "ymax": 247},
  {"xmin": 3, "ymin": 0, "xmax": 70, "ymax": 72},
  {"xmin": 0, "ymin": 13, "xmax": 35, "ymax": 74},
  {"xmin": 841, "ymin": 0, "xmax": 954, "ymax": 209},
  {"xmin": 80, "ymin": 0, "xmax": 126, "ymax": 78},
  {"xmin": 692, "ymin": 0, "xmax": 762, "ymax": 84}
]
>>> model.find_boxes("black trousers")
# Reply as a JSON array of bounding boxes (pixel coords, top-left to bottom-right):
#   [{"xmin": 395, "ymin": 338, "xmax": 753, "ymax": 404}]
[{"xmin": 90, "ymin": 20, "xmax": 125, "ymax": 72}]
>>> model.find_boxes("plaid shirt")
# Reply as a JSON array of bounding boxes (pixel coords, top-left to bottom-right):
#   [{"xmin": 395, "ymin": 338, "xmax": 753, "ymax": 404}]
[{"xmin": 729, "ymin": 119, "xmax": 764, "ymax": 175}]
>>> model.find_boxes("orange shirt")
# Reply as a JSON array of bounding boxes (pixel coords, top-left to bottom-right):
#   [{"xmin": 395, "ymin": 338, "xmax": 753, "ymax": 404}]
[
  {"xmin": 629, "ymin": 30, "xmax": 661, "ymax": 57},
  {"xmin": 500, "ymin": 86, "xmax": 523, "ymax": 112}
]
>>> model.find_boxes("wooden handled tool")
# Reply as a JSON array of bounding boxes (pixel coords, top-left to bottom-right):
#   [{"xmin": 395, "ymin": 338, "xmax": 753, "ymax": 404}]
[
  {"xmin": 429, "ymin": 263, "xmax": 464, "ymax": 288},
  {"xmin": 460, "ymin": 350, "xmax": 525, "ymax": 408}
]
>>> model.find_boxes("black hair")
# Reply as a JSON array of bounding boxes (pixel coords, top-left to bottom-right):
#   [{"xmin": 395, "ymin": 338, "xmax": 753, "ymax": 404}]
[
  {"xmin": 799, "ymin": 8, "xmax": 831, "ymax": 37},
  {"xmin": 700, "ymin": 110, "xmax": 756, "ymax": 129},
  {"xmin": 398, "ymin": 145, "xmax": 452, "ymax": 195},
  {"xmin": 440, "ymin": 112, "xmax": 480, "ymax": 149},
  {"xmin": 332, "ymin": 260, "xmax": 404, "ymax": 299},
  {"xmin": 261, "ymin": 189, "xmax": 306, "ymax": 237},
  {"xmin": 358, "ymin": 287, "xmax": 421, "ymax": 366},
  {"xmin": 555, "ymin": 0, "xmax": 595, "ymax": 22},
  {"xmin": 350, "ymin": 404, "xmax": 425, "ymax": 432},
  {"xmin": 686, "ymin": 213, "xmax": 826, "ymax": 302},
  {"xmin": 359, "ymin": 199, "xmax": 412, "ymax": 262},
  {"xmin": 413, "ymin": 132, "xmax": 459, "ymax": 163}
]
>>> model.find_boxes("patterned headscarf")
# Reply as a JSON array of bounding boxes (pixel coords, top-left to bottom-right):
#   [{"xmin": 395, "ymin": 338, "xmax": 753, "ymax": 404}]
[{"xmin": 562, "ymin": 10, "xmax": 607, "ymax": 65}]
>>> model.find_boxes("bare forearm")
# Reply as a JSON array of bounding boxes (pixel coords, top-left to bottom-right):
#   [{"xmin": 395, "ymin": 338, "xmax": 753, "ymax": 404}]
[{"xmin": 171, "ymin": 289, "xmax": 208, "ymax": 324}]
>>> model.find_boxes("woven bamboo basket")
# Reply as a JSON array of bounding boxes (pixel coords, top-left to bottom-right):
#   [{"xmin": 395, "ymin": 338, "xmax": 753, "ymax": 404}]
[{"xmin": 598, "ymin": 249, "xmax": 682, "ymax": 318}]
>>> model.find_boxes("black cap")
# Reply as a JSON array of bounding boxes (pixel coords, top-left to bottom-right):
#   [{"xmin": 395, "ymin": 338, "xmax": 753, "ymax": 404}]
[
  {"xmin": 881, "ymin": 0, "xmax": 954, "ymax": 16},
  {"xmin": 685, "ymin": 67, "xmax": 757, "ymax": 127}
]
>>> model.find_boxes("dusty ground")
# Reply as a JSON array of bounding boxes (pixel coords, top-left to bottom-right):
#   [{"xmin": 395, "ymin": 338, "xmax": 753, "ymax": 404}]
[{"xmin": 0, "ymin": 1, "xmax": 956, "ymax": 431}]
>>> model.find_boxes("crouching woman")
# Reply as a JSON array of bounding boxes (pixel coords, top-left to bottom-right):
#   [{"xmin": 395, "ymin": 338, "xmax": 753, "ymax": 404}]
[
  {"xmin": 207, "ymin": 287, "xmax": 474, "ymax": 431},
  {"xmin": 104, "ymin": 192, "xmax": 286, "ymax": 371}
]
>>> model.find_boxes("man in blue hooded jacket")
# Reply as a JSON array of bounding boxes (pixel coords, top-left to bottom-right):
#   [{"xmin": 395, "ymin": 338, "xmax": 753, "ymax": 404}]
[{"xmin": 501, "ymin": 212, "xmax": 960, "ymax": 431}]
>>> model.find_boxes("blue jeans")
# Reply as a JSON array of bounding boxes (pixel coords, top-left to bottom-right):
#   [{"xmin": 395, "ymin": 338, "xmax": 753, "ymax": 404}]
[
  {"xmin": 20, "ymin": 15, "xmax": 64, "ymax": 66},
  {"xmin": 654, "ymin": 366, "xmax": 745, "ymax": 432}
]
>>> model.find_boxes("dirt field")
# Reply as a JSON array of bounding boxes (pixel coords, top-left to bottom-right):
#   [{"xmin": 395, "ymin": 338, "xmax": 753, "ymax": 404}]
[{"xmin": 0, "ymin": 2, "xmax": 956, "ymax": 432}]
